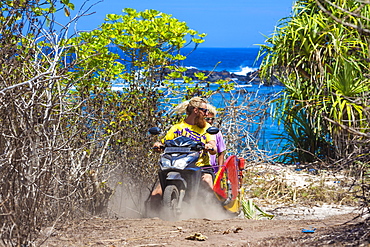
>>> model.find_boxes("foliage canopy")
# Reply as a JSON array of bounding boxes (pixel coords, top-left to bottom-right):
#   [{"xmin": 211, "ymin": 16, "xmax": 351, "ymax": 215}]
[{"xmin": 259, "ymin": 0, "xmax": 370, "ymax": 163}]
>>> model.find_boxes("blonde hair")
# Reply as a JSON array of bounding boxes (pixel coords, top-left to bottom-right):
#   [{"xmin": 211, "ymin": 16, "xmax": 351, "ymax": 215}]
[
  {"xmin": 207, "ymin": 104, "xmax": 217, "ymax": 116},
  {"xmin": 172, "ymin": 97, "xmax": 208, "ymax": 115}
]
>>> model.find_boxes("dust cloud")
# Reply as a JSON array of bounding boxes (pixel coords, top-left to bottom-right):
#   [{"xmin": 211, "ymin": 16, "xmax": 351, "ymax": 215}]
[
  {"xmin": 108, "ymin": 182, "xmax": 151, "ymax": 219},
  {"xmin": 108, "ymin": 181, "xmax": 236, "ymax": 221}
]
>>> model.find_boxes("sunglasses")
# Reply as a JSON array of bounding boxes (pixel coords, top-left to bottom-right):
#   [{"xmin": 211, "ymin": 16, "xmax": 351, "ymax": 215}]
[
  {"xmin": 205, "ymin": 117, "xmax": 215, "ymax": 122},
  {"xmin": 198, "ymin": 107, "xmax": 209, "ymax": 114}
]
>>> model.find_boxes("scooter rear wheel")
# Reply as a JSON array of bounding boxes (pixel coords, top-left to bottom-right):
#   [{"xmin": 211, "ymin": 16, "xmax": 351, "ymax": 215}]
[{"xmin": 162, "ymin": 185, "xmax": 180, "ymax": 220}]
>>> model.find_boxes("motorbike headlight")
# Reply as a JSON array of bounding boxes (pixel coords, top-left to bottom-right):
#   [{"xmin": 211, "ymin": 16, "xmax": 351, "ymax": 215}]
[
  {"xmin": 173, "ymin": 159, "xmax": 188, "ymax": 169},
  {"xmin": 160, "ymin": 157, "xmax": 172, "ymax": 168},
  {"xmin": 173, "ymin": 153, "xmax": 199, "ymax": 169}
]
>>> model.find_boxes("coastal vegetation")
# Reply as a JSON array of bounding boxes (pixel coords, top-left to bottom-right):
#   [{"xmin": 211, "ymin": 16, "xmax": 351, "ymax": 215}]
[
  {"xmin": 260, "ymin": 0, "xmax": 370, "ymax": 163},
  {"xmin": 259, "ymin": 0, "xmax": 369, "ymax": 221},
  {"xmin": 0, "ymin": 0, "xmax": 369, "ymax": 246},
  {"xmin": 0, "ymin": 1, "xmax": 224, "ymax": 245}
]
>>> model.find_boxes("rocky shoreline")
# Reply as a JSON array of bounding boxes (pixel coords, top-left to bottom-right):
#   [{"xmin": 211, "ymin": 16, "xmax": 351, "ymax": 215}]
[{"xmin": 183, "ymin": 68, "xmax": 282, "ymax": 85}]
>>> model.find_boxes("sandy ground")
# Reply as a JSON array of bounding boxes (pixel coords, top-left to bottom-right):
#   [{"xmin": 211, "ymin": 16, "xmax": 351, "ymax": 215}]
[
  {"xmin": 38, "ymin": 193, "xmax": 368, "ymax": 247},
  {"xmin": 37, "ymin": 163, "xmax": 370, "ymax": 246},
  {"xmin": 38, "ymin": 211, "xmax": 368, "ymax": 247}
]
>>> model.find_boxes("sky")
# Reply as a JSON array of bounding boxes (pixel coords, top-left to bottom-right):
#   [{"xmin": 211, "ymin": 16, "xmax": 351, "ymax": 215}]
[{"xmin": 65, "ymin": 0, "xmax": 296, "ymax": 48}]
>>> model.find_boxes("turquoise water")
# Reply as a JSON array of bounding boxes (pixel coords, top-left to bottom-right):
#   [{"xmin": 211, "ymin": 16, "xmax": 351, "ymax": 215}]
[
  {"xmin": 179, "ymin": 48, "xmax": 286, "ymax": 156},
  {"xmin": 180, "ymin": 47, "xmax": 263, "ymax": 75},
  {"xmin": 112, "ymin": 47, "xmax": 286, "ymax": 156},
  {"xmin": 209, "ymin": 84, "xmax": 286, "ymax": 157}
]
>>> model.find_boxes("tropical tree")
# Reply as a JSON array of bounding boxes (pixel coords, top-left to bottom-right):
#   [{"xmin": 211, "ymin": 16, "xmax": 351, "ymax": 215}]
[
  {"xmin": 63, "ymin": 8, "xmax": 217, "ymax": 216},
  {"xmin": 0, "ymin": 1, "xmax": 213, "ymax": 245},
  {"xmin": 259, "ymin": 0, "xmax": 370, "ymax": 163}
]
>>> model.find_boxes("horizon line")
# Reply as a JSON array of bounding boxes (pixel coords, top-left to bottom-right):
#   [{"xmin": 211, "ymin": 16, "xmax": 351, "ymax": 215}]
[{"xmin": 183, "ymin": 46, "xmax": 262, "ymax": 49}]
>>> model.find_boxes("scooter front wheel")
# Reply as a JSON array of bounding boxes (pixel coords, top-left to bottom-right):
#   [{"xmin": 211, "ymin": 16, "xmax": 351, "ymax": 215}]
[{"xmin": 162, "ymin": 185, "xmax": 180, "ymax": 220}]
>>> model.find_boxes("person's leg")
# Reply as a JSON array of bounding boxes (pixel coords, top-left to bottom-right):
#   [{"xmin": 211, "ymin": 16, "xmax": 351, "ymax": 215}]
[
  {"xmin": 151, "ymin": 183, "xmax": 163, "ymax": 196},
  {"xmin": 147, "ymin": 182, "xmax": 163, "ymax": 216},
  {"xmin": 202, "ymin": 173, "xmax": 214, "ymax": 190}
]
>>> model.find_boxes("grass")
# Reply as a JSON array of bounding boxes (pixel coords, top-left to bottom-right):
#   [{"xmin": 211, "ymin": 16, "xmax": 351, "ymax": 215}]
[
  {"xmin": 241, "ymin": 163, "xmax": 359, "ymax": 207},
  {"xmin": 241, "ymin": 198, "xmax": 275, "ymax": 220}
]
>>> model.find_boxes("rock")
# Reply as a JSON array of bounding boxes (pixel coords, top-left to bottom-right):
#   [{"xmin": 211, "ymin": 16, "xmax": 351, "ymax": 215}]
[{"xmin": 161, "ymin": 67, "xmax": 282, "ymax": 85}]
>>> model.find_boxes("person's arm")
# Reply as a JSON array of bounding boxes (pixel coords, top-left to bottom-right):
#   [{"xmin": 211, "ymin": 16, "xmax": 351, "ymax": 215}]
[
  {"xmin": 153, "ymin": 124, "xmax": 178, "ymax": 151},
  {"xmin": 205, "ymin": 140, "xmax": 217, "ymax": 155},
  {"xmin": 152, "ymin": 126, "xmax": 175, "ymax": 152},
  {"xmin": 217, "ymin": 132, "xmax": 226, "ymax": 168},
  {"xmin": 204, "ymin": 127, "xmax": 216, "ymax": 155},
  {"xmin": 153, "ymin": 141, "xmax": 163, "ymax": 148},
  {"xmin": 217, "ymin": 151, "xmax": 225, "ymax": 169}
]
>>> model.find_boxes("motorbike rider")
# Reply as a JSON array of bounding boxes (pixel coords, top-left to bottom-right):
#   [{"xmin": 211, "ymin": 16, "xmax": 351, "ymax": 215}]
[{"xmin": 152, "ymin": 97, "xmax": 217, "ymax": 192}]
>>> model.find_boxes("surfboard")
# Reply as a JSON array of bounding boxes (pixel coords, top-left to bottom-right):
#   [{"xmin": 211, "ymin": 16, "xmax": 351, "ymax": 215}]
[{"xmin": 213, "ymin": 155, "xmax": 245, "ymax": 213}]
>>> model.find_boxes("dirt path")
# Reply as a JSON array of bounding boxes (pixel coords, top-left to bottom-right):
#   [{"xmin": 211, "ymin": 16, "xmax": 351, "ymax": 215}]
[
  {"xmin": 38, "ymin": 163, "xmax": 370, "ymax": 246},
  {"xmin": 39, "ymin": 212, "xmax": 368, "ymax": 247}
]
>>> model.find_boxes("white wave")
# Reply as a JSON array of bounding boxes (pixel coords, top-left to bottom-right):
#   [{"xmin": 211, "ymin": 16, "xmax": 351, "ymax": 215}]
[
  {"xmin": 234, "ymin": 84, "xmax": 252, "ymax": 88},
  {"xmin": 185, "ymin": 66, "xmax": 198, "ymax": 70},
  {"xmin": 233, "ymin": 66, "xmax": 258, "ymax": 76},
  {"xmin": 111, "ymin": 86, "xmax": 125, "ymax": 91}
]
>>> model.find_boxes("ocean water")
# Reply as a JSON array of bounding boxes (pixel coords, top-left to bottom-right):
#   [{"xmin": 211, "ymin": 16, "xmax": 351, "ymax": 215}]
[
  {"xmin": 111, "ymin": 47, "xmax": 286, "ymax": 157},
  {"xmin": 180, "ymin": 47, "xmax": 286, "ymax": 157},
  {"xmin": 180, "ymin": 47, "xmax": 263, "ymax": 75}
]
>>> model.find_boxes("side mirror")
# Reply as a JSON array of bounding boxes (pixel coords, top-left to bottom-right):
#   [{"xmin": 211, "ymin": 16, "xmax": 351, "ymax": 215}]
[
  {"xmin": 148, "ymin": 127, "xmax": 161, "ymax": 135},
  {"xmin": 206, "ymin": 126, "xmax": 219, "ymax": 135}
]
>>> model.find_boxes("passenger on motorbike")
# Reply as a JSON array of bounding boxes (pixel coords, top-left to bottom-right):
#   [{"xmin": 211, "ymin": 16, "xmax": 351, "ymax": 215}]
[
  {"xmin": 205, "ymin": 104, "xmax": 226, "ymax": 174},
  {"xmin": 153, "ymin": 97, "xmax": 217, "ymax": 192}
]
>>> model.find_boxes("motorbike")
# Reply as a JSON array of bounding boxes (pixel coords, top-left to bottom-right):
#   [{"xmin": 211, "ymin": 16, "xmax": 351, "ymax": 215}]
[{"xmin": 148, "ymin": 126, "xmax": 220, "ymax": 220}]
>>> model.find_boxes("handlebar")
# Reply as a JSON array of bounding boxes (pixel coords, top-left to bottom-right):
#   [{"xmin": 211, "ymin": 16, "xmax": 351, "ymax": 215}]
[
  {"xmin": 152, "ymin": 145, "xmax": 213, "ymax": 152},
  {"xmin": 152, "ymin": 146, "xmax": 165, "ymax": 152}
]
